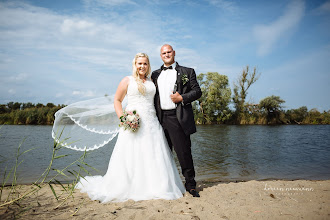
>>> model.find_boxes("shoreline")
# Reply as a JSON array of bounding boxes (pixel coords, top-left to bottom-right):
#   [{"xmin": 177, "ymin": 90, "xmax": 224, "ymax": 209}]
[
  {"xmin": 5, "ymin": 176, "xmax": 330, "ymax": 187},
  {"xmin": 1, "ymin": 179, "xmax": 329, "ymax": 219}
]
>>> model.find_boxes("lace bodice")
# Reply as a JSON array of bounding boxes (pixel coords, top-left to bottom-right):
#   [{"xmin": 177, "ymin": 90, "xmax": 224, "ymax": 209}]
[{"xmin": 125, "ymin": 76, "xmax": 158, "ymax": 130}]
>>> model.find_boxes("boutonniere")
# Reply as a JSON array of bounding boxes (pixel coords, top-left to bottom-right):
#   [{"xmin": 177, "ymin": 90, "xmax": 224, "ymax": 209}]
[{"xmin": 182, "ymin": 74, "xmax": 189, "ymax": 85}]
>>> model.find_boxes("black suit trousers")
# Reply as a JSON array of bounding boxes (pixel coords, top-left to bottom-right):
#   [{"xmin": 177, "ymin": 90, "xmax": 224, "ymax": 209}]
[{"xmin": 161, "ymin": 110, "xmax": 196, "ymax": 190}]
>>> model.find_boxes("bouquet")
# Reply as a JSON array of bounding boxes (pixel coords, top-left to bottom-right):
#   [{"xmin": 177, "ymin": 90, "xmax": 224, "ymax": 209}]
[{"xmin": 119, "ymin": 110, "xmax": 140, "ymax": 132}]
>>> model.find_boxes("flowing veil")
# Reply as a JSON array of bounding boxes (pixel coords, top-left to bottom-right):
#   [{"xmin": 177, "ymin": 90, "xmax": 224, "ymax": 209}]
[{"xmin": 52, "ymin": 95, "xmax": 126, "ymax": 151}]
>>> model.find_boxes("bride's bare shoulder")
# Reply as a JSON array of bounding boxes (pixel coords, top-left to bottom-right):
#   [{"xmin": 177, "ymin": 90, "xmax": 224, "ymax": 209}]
[
  {"xmin": 121, "ymin": 76, "xmax": 131, "ymax": 83},
  {"xmin": 116, "ymin": 76, "xmax": 130, "ymax": 91}
]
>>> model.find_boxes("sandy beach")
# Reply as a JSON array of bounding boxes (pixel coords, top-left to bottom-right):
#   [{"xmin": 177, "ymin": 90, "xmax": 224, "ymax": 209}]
[{"xmin": 1, "ymin": 179, "xmax": 329, "ymax": 219}]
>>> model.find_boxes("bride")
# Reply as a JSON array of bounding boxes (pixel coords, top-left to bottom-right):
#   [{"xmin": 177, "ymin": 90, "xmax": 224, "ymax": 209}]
[{"xmin": 55, "ymin": 53, "xmax": 185, "ymax": 202}]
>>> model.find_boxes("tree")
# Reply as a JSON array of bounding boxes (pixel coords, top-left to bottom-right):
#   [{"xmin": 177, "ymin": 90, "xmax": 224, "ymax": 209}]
[
  {"xmin": 305, "ymin": 108, "xmax": 322, "ymax": 124},
  {"xmin": 233, "ymin": 66, "xmax": 260, "ymax": 120},
  {"xmin": 259, "ymin": 95, "xmax": 285, "ymax": 124},
  {"xmin": 6, "ymin": 102, "xmax": 22, "ymax": 111},
  {"xmin": 0, "ymin": 104, "xmax": 8, "ymax": 114},
  {"xmin": 286, "ymin": 106, "xmax": 308, "ymax": 124},
  {"xmin": 36, "ymin": 103, "xmax": 44, "ymax": 108},
  {"xmin": 7, "ymin": 102, "xmax": 14, "ymax": 111},
  {"xmin": 195, "ymin": 72, "xmax": 232, "ymax": 124},
  {"xmin": 46, "ymin": 103, "xmax": 55, "ymax": 108},
  {"xmin": 13, "ymin": 102, "xmax": 21, "ymax": 110},
  {"xmin": 22, "ymin": 102, "xmax": 35, "ymax": 109}
]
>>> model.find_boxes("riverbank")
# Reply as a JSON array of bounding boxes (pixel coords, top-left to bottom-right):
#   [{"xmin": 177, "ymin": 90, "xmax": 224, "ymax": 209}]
[{"xmin": 1, "ymin": 180, "xmax": 329, "ymax": 219}]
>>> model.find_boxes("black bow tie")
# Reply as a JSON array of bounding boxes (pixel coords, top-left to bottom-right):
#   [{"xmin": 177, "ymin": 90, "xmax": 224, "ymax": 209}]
[{"xmin": 162, "ymin": 65, "xmax": 173, "ymax": 71}]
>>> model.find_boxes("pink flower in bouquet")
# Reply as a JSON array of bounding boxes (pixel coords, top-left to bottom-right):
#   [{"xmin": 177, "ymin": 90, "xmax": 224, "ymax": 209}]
[{"xmin": 119, "ymin": 110, "xmax": 140, "ymax": 132}]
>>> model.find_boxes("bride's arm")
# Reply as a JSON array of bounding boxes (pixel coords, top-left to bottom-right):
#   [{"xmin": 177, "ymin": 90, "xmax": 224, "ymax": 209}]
[{"xmin": 114, "ymin": 76, "xmax": 129, "ymax": 118}]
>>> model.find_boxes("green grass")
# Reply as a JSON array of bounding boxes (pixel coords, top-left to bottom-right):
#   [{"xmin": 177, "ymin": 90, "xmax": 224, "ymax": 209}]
[{"xmin": 0, "ymin": 125, "xmax": 97, "ymax": 218}]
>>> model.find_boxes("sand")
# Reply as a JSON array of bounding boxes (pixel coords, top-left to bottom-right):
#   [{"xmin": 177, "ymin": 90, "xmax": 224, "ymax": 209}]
[{"xmin": 1, "ymin": 180, "xmax": 329, "ymax": 219}]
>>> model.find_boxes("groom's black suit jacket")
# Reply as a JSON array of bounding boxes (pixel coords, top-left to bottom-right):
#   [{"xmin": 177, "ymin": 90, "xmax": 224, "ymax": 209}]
[{"xmin": 151, "ymin": 62, "xmax": 202, "ymax": 136}]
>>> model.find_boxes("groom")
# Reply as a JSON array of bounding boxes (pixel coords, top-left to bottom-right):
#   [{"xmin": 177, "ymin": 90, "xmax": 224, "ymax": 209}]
[{"xmin": 151, "ymin": 44, "xmax": 202, "ymax": 197}]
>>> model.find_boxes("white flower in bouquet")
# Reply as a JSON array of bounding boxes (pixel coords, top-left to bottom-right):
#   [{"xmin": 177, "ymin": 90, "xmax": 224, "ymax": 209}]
[
  {"xmin": 127, "ymin": 115, "xmax": 135, "ymax": 122},
  {"xmin": 119, "ymin": 110, "xmax": 140, "ymax": 132}
]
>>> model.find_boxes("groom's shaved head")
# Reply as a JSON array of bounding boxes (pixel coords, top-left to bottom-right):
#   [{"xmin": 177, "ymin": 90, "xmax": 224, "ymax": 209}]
[{"xmin": 160, "ymin": 44, "xmax": 173, "ymax": 52}]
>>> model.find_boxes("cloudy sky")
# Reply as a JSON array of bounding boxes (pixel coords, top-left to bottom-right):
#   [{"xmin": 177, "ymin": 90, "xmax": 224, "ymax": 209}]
[{"xmin": 0, "ymin": 0, "xmax": 329, "ymax": 110}]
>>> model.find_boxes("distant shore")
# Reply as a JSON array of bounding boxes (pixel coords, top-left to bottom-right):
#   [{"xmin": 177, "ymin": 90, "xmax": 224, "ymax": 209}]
[
  {"xmin": 1, "ymin": 101, "xmax": 330, "ymax": 125},
  {"xmin": 1, "ymin": 179, "xmax": 329, "ymax": 219}
]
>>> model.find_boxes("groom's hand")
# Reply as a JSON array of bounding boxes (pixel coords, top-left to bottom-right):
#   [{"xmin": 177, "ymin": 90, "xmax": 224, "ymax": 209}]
[{"xmin": 170, "ymin": 92, "xmax": 183, "ymax": 103}]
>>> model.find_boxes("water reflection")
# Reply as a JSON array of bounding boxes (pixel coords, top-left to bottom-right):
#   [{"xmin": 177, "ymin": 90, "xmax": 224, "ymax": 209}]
[{"xmin": 192, "ymin": 125, "xmax": 231, "ymax": 180}]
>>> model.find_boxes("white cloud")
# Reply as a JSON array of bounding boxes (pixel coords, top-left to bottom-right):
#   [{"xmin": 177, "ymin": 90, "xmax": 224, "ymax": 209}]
[
  {"xmin": 182, "ymin": 35, "xmax": 193, "ymax": 39},
  {"xmin": 0, "ymin": 56, "xmax": 13, "ymax": 64},
  {"xmin": 318, "ymin": 1, "xmax": 330, "ymax": 13},
  {"xmin": 83, "ymin": 0, "xmax": 136, "ymax": 7},
  {"xmin": 0, "ymin": 2, "xmax": 64, "ymax": 49},
  {"xmin": 253, "ymin": 0, "xmax": 305, "ymax": 56},
  {"xmin": 0, "ymin": 1, "xmax": 158, "ymax": 69},
  {"xmin": 61, "ymin": 19, "xmax": 97, "ymax": 36},
  {"xmin": 72, "ymin": 90, "xmax": 96, "ymax": 97},
  {"xmin": 207, "ymin": 0, "xmax": 237, "ymax": 13},
  {"xmin": 9, "ymin": 73, "xmax": 28, "ymax": 81},
  {"xmin": 55, "ymin": 93, "xmax": 64, "ymax": 98},
  {"xmin": 8, "ymin": 89, "xmax": 15, "ymax": 94}
]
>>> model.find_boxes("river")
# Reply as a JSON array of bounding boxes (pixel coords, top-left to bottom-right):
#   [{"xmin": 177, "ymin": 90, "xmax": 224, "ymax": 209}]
[{"xmin": 0, "ymin": 125, "xmax": 329, "ymax": 184}]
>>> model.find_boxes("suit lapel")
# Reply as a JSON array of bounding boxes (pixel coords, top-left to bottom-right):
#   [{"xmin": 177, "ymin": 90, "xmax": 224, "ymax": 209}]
[
  {"xmin": 153, "ymin": 69, "xmax": 162, "ymax": 88},
  {"xmin": 175, "ymin": 63, "xmax": 183, "ymax": 93}
]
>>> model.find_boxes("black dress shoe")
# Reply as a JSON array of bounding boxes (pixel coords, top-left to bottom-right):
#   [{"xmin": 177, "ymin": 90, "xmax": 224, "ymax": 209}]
[{"xmin": 188, "ymin": 189, "xmax": 200, "ymax": 197}]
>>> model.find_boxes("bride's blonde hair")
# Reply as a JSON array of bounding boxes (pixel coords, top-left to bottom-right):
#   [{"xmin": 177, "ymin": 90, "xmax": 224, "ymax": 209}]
[{"xmin": 132, "ymin": 53, "xmax": 151, "ymax": 95}]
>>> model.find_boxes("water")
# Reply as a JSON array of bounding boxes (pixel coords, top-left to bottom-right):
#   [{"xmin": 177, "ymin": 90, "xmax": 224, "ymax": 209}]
[
  {"xmin": 192, "ymin": 125, "xmax": 330, "ymax": 181},
  {"xmin": 0, "ymin": 125, "xmax": 329, "ymax": 184}
]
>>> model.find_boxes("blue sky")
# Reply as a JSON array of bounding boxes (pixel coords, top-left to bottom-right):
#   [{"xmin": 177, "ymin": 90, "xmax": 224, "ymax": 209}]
[{"xmin": 0, "ymin": 0, "xmax": 329, "ymax": 111}]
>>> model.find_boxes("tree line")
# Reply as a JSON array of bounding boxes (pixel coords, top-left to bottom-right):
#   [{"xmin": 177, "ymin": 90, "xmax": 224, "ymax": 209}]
[
  {"xmin": 193, "ymin": 66, "xmax": 330, "ymax": 125},
  {"xmin": 0, "ymin": 102, "xmax": 64, "ymax": 125},
  {"xmin": 1, "ymin": 66, "xmax": 329, "ymax": 125}
]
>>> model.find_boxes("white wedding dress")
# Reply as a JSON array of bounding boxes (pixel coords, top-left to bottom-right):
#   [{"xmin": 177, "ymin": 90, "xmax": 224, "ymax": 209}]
[{"xmin": 76, "ymin": 76, "xmax": 185, "ymax": 202}]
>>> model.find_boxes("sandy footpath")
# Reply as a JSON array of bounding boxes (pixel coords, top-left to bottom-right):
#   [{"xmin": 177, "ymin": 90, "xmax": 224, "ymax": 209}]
[{"xmin": 1, "ymin": 180, "xmax": 329, "ymax": 219}]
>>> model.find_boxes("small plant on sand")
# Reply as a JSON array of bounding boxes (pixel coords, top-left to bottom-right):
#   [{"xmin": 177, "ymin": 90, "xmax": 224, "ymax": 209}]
[{"xmin": 0, "ymin": 126, "xmax": 97, "ymax": 218}]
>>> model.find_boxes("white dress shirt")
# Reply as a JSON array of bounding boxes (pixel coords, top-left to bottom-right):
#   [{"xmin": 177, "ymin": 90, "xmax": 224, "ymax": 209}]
[{"xmin": 157, "ymin": 63, "xmax": 177, "ymax": 110}]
